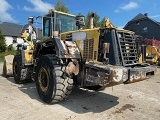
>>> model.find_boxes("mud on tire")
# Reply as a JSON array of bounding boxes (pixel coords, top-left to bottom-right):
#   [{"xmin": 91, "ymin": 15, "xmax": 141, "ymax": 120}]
[{"xmin": 35, "ymin": 55, "xmax": 73, "ymax": 104}]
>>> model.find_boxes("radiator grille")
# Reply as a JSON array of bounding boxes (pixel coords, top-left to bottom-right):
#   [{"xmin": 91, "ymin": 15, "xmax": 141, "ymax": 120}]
[
  {"xmin": 89, "ymin": 39, "xmax": 94, "ymax": 59},
  {"xmin": 94, "ymin": 51, "xmax": 97, "ymax": 60},
  {"xmin": 83, "ymin": 40, "xmax": 88, "ymax": 60},
  {"xmin": 83, "ymin": 39, "xmax": 94, "ymax": 60},
  {"xmin": 117, "ymin": 31, "xmax": 139, "ymax": 66}
]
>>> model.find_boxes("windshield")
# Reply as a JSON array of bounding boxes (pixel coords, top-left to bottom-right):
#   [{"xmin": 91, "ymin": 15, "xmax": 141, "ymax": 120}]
[{"xmin": 56, "ymin": 13, "xmax": 77, "ymax": 33}]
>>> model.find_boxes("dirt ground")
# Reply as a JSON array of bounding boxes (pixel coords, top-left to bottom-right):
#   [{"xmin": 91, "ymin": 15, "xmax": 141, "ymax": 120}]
[{"xmin": 0, "ymin": 62, "xmax": 160, "ymax": 120}]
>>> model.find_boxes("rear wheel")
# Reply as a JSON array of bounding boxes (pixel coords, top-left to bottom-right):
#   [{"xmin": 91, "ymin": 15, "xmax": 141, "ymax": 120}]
[{"xmin": 35, "ymin": 55, "xmax": 73, "ymax": 104}]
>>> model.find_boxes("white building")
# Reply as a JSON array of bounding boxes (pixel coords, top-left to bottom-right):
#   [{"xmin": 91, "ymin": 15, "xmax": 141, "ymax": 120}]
[
  {"xmin": 0, "ymin": 22, "xmax": 40, "ymax": 46},
  {"xmin": 0, "ymin": 22, "xmax": 24, "ymax": 46}
]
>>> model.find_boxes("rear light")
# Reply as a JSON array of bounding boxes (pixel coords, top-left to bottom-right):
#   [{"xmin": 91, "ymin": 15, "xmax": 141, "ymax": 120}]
[{"xmin": 103, "ymin": 43, "xmax": 110, "ymax": 53}]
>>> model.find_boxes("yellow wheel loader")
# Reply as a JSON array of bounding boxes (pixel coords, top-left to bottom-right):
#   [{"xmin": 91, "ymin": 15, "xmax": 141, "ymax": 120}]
[
  {"xmin": 145, "ymin": 45, "xmax": 160, "ymax": 64},
  {"xmin": 6, "ymin": 10, "xmax": 157, "ymax": 104},
  {"xmin": 137, "ymin": 38, "xmax": 160, "ymax": 65}
]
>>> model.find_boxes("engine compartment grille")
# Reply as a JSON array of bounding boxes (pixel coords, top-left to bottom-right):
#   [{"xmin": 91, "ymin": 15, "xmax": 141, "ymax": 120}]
[{"xmin": 83, "ymin": 39, "xmax": 94, "ymax": 60}]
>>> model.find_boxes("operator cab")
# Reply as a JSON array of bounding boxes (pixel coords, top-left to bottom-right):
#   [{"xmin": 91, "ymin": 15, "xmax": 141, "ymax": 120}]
[{"xmin": 42, "ymin": 10, "xmax": 78, "ymax": 37}]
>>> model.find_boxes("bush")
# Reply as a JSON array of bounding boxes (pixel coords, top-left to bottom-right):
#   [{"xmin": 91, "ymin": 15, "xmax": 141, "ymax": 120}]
[
  {"xmin": 0, "ymin": 30, "xmax": 6, "ymax": 52},
  {"xmin": 0, "ymin": 45, "xmax": 16, "ymax": 62},
  {"xmin": 7, "ymin": 44, "xmax": 15, "ymax": 51}
]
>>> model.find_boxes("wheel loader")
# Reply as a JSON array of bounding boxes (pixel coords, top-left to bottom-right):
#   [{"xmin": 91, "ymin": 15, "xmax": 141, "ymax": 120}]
[
  {"xmin": 143, "ymin": 39, "xmax": 160, "ymax": 65},
  {"xmin": 8, "ymin": 10, "xmax": 157, "ymax": 104},
  {"xmin": 135, "ymin": 37, "xmax": 160, "ymax": 65}
]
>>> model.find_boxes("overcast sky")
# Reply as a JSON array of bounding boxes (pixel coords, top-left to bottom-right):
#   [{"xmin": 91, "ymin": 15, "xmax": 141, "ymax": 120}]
[{"xmin": 0, "ymin": 0, "xmax": 160, "ymax": 28}]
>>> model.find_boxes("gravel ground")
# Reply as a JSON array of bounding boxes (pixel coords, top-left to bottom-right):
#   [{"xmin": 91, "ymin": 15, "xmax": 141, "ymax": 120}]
[{"xmin": 0, "ymin": 62, "xmax": 160, "ymax": 120}]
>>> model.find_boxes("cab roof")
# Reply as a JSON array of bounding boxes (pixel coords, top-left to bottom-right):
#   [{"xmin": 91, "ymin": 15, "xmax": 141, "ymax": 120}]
[{"xmin": 45, "ymin": 10, "xmax": 76, "ymax": 17}]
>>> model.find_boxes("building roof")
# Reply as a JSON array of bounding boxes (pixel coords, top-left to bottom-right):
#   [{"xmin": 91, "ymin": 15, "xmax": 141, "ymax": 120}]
[
  {"xmin": 130, "ymin": 13, "xmax": 147, "ymax": 22},
  {"xmin": 0, "ymin": 22, "xmax": 23, "ymax": 37},
  {"xmin": 0, "ymin": 22, "xmax": 42, "ymax": 39},
  {"xmin": 124, "ymin": 13, "xmax": 160, "ymax": 28}
]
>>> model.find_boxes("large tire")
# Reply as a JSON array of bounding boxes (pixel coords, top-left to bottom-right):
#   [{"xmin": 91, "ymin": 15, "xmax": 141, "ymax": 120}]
[
  {"xmin": 13, "ymin": 55, "xmax": 32, "ymax": 84},
  {"xmin": 35, "ymin": 55, "xmax": 73, "ymax": 104},
  {"xmin": 13, "ymin": 55, "xmax": 22, "ymax": 84}
]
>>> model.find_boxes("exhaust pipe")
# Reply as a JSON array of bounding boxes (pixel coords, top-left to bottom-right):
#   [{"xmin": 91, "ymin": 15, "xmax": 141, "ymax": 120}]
[{"xmin": 89, "ymin": 13, "xmax": 94, "ymax": 29}]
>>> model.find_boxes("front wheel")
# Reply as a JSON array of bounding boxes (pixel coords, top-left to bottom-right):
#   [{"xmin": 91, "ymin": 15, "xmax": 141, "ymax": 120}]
[
  {"xmin": 35, "ymin": 55, "xmax": 73, "ymax": 104},
  {"xmin": 13, "ymin": 55, "xmax": 22, "ymax": 84}
]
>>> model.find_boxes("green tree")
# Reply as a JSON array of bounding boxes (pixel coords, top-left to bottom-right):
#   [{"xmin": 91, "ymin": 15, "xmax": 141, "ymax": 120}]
[
  {"xmin": 0, "ymin": 30, "xmax": 6, "ymax": 52},
  {"xmin": 84, "ymin": 12, "xmax": 100, "ymax": 29},
  {"xmin": 54, "ymin": 0, "xmax": 69, "ymax": 13},
  {"xmin": 100, "ymin": 17, "xmax": 106, "ymax": 28}
]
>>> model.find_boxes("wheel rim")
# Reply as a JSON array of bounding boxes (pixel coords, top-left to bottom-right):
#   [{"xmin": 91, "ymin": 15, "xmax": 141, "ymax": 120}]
[
  {"xmin": 13, "ymin": 62, "xmax": 18, "ymax": 76},
  {"xmin": 38, "ymin": 67, "xmax": 49, "ymax": 92}
]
